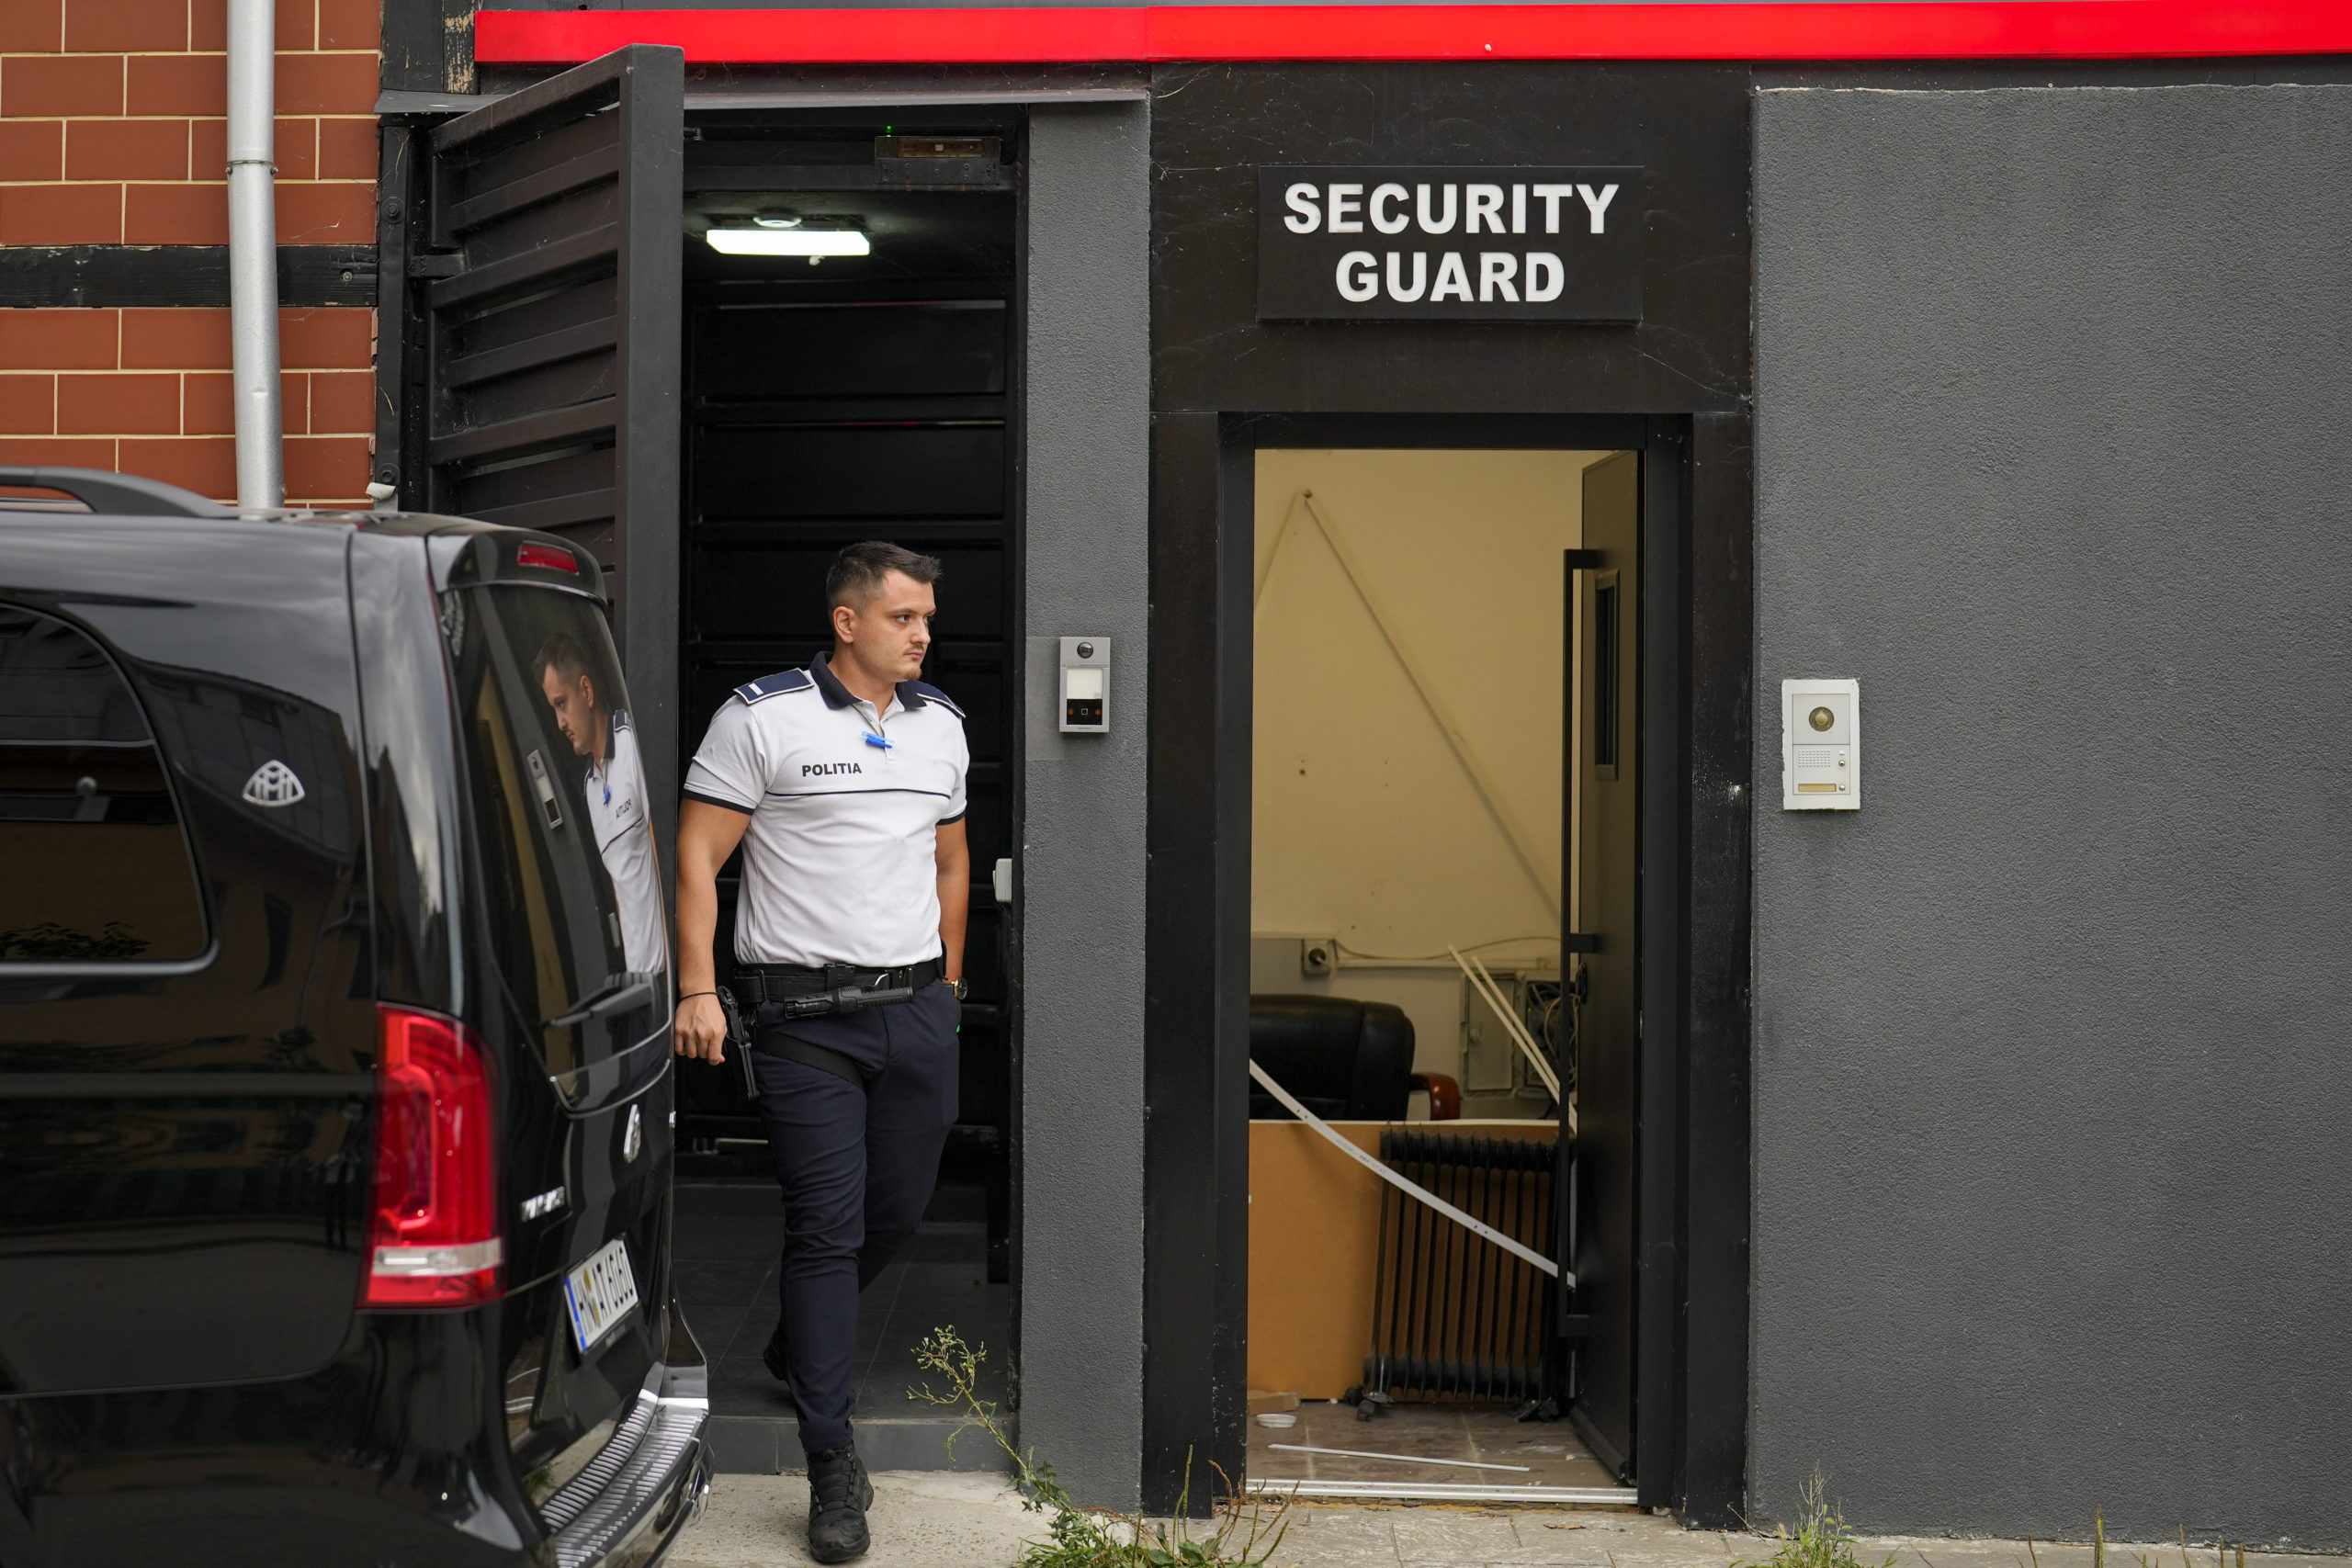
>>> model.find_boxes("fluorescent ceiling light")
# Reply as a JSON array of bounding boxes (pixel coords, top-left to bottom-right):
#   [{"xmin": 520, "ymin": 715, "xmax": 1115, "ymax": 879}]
[{"xmin": 706, "ymin": 228, "xmax": 870, "ymax": 257}]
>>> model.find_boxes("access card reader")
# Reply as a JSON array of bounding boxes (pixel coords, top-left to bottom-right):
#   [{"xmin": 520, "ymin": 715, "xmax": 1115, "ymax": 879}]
[
  {"xmin": 1781, "ymin": 678, "xmax": 1860, "ymax": 810},
  {"xmin": 1058, "ymin": 637, "xmax": 1110, "ymax": 734}
]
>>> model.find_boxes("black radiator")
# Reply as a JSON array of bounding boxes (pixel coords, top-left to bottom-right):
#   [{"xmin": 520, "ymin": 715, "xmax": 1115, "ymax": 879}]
[{"xmin": 1360, "ymin": 1128, "xmax": 1561, "ymax": 1405}]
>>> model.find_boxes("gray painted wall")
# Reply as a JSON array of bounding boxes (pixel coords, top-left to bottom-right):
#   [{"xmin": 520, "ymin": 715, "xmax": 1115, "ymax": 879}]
[
  {"xmin": 1752, "ymin": 84, "xmax": 2352, "ymax": 1547},
  {"xmin": 1018, "ymin": 99, "xmax": 1153, "ymax": 1510}
]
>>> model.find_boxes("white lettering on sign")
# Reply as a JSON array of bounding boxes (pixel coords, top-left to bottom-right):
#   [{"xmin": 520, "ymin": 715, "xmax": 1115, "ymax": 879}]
[
  {"xmin": 1478, "ymin": 252, "xmax": 1519, "ymax": 302},
  {"xmin": 1284, "ymin": 181, "xmax": 1320, "ymax": 233},
  {"xmin": 1328, "ymin": 182, "xmax": 1364, "ymax": 232},
  {"xmin": 1259, "ymin": 166, "xmax": 1641, "ymax": 322},
  {"xmin": 1526, "ymin": 252, "xmax": 1564, "ymax": 301},
  {"xmin": 1415, "ymin": 183, "xmax": 1456, "ymax": 234},
  {"xmin": 1465, "ymin": 183, "xmax": 1505, "ymax": 233},
  {"xmin": 1577, "ymin": 183, "xmax": 1619, "ymax": 233}
]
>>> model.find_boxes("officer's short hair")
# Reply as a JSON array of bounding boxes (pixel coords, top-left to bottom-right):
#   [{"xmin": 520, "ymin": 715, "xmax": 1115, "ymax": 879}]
[
  {"xmin": 537, "ymin": 632, "xmax": 595, "ymax": 693},
  {"xmin": 828, "ymin": 541, "xmax": 944, "ymax": 610}
]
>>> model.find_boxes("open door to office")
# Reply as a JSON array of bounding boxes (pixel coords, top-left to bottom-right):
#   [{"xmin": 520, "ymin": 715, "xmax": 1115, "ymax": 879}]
[
  {"xmin": 376, "ymin": 43, "xmax": 685, "ymax": 815},
  {"xmin": 1566, "ymin": 448, "xmax": 1640, "ymax": 1482}
]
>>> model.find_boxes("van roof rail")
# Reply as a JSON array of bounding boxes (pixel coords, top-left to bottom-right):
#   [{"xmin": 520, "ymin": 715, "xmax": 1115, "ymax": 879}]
[{"xmin": 0, "ymin": 466, "xmax": 233, "ymax": 519}]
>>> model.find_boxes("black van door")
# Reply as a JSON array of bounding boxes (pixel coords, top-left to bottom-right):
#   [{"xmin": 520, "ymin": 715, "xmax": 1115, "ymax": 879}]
[
  {"xmin": 430, "ymin": 534, "xmax": 680, "ymax": 1497},
  {"xmin": 378, "ymin": 43, "xmax": 684, "ymax": 838}
]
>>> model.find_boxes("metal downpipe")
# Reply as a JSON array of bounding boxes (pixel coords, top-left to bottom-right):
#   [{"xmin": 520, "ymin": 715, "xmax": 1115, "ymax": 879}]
[{"xmin": 226, "ymin": 0, "xmax": 281, "ymax": 507}]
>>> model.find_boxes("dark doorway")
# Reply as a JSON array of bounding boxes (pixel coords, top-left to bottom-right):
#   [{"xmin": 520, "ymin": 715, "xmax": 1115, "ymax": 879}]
[{"xmin": 665, "ymin": 113, "xmax": 1020, "ymax": 1470}]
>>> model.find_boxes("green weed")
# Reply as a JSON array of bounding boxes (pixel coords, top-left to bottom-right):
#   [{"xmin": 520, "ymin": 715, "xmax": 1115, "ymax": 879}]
[
  {"xmin": 1736, "ymin": 1467, "xmax": 1898, "ymax": 1568},
  {"xmin": 909, "ymin": 1326, "xmax": 1293, "ymax": 1568}
]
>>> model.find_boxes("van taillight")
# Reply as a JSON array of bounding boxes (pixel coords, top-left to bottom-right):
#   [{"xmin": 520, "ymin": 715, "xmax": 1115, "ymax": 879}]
[
  {"xmin": 364, "ymin": 1005, "xmax": 502, "ymax": 1307},
  {"xmin": 515, "ymin": 542, "xmax": 578, "ymax": 574}
]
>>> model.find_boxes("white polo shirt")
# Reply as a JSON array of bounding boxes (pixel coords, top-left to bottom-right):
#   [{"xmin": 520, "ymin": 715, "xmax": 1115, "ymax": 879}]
[
  {"xmin": 683, "ymin": 652, "xmax": 968, "ymax": 969},
  {"xmin": 584, "ymin": 713, "xmax": 666, "ymax": 976}
]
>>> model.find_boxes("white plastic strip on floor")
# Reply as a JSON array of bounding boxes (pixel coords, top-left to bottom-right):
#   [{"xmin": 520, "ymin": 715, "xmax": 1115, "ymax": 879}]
[
  {"xmin": 1246, "ymin": 1478, "xmax": 1639, "ymax": 1506},
  {"xmin": 1267, "ymin": 1442, "xmax": 1529, "ymax": 1473},
  {"xmin": 1248, "ymin": 1059, "xmax": 1567, "ymax": 1283}
]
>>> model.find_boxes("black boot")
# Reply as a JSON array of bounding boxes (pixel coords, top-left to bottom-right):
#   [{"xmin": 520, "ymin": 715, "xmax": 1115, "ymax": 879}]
[{"xmin": 803, "ymin": 1441, "xmax": 873, "ymax": 1564}]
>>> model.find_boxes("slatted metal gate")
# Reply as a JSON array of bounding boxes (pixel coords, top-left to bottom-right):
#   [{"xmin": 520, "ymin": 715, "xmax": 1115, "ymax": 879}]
[{"xmin": 377, "ymin": 44, "xmax": 684, "ymax": 817}]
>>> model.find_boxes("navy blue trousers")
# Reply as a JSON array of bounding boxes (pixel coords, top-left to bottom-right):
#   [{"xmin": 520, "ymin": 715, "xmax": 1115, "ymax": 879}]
[{"xmin": 749, "ymin": 979, "xmax": 960, "ymax": 1453}]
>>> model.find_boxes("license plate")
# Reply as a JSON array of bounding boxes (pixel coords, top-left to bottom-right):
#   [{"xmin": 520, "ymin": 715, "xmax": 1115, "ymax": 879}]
[{"xmin": 562, "ymin": 1237, "xmax": 640, "ymax": 1354}]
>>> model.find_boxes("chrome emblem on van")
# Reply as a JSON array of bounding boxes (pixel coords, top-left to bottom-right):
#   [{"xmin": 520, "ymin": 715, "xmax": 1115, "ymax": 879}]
[
  {"xmin": 522, "ymin": 1185, "xmax": 567, "ymax": 1221},
  {"xmin": 622, "ymin": 1104, "xmax": 643, "ymax": 1162},
  {"xmin": 241, "ymin": 760, "xmax": 306, "ymax": 807}
]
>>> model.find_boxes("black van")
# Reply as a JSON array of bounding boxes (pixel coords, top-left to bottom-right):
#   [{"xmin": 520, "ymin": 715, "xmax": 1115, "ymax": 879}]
[{"xmin": 0, "ymin": 468, "xmax": 708, "ymax": 1568}]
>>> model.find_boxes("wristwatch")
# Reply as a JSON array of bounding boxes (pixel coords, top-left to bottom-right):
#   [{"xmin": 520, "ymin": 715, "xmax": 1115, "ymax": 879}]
[{"xmin": 947, "ymin": 977, "xmax": 968, "ymax": 999}]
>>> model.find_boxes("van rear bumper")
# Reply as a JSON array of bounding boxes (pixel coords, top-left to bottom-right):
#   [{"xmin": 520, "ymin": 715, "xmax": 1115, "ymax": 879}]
[{"xmin": 538, "ymin": 1365, "xmax": 712, "ymax": 1568}]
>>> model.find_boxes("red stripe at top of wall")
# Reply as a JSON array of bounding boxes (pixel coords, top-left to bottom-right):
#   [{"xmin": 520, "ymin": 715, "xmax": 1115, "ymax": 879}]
[{"xmin": 474, "ymin": 3, "xmax": 2352, "ymax": 65}]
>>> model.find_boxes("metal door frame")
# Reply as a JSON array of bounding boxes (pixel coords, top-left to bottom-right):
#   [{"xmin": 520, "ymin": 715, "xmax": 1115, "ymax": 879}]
[{"xmin": 1143, "ymin": 409, "xmax": 1752, "ymax": 1521}]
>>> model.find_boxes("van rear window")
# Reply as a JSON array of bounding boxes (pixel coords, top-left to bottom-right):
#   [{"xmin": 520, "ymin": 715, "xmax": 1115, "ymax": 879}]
[
  {"xmin": 439, "ymin": 584, "xmax": 666, "ymax": 1082},
  {"xmin": 0, "ymin": 606, "xmax": 206, "ymax": 963}
]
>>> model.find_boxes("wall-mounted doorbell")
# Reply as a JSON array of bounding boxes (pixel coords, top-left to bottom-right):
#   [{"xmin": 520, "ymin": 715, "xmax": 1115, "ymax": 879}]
[
  {"xmin": 1781, "ymin": 678, "xmax": 1860, "ymax": 810},
  {"xmin": 1058, "ymin": 637, "xmax": 1110, "ymax": 734}
]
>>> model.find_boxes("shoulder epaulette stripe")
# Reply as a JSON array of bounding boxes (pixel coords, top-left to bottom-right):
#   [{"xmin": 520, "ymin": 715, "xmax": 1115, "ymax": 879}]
[
  {"xmin": 904, "ymin": 680, "xmax": 966, "ymax": 719},
  {"xmin": 735, "ymin": 669, "xmax": 815, "ymax": 705}
]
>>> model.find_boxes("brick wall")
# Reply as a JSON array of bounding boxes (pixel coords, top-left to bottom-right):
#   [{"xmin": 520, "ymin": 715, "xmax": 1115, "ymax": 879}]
[{"xmin": 0, "ymin": 0, "xmax": 377, "ymax": 505}]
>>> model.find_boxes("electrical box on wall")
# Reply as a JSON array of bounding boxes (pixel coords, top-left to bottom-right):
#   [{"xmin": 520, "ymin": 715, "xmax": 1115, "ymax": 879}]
[
  {"xmin": 1058, "ymin": 637, "xmax": 1109, "ymax": 733},
  {"xmin": 1781, "ymin": 678, "xmax": 1860, "ymax": 810}
]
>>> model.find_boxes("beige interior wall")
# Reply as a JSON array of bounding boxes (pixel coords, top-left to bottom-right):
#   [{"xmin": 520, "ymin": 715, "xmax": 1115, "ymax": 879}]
[{"xmin": 1250, "ymin": 448, "xmax": 1607, "ymax": 1070}]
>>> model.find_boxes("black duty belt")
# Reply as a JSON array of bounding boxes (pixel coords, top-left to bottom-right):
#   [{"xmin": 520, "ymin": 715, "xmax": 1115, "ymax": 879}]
[
  {"xmin": 719, "ymin": 958, "xmax": 942, "ymax": 1094},
  {"xmin": 731, "ymin": 958, "xmax": 941, "ymax": 1014}
]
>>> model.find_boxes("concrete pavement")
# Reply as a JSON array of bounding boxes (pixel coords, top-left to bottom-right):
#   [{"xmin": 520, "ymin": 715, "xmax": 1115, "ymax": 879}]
[{"xmin": 665, "ymin": 1476, "xmax": 2352, "ymax": 1568}]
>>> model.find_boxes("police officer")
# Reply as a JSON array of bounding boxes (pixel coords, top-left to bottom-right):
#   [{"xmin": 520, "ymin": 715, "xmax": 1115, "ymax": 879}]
[
  {"xmin": 673, "ymin": 541, "xmax": 968, "ymax": 1565},
  {"xmin": 537, "ymin": 632, "xmax": 665, "ymax": 977}
]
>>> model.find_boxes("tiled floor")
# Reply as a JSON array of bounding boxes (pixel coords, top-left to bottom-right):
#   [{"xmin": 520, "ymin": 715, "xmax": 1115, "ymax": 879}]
[
  {"xmin": 673, "ymin": 1178, "xmax": 1012, "ymax": 1456},
  {"xmin": 1248, "ymin": 1400, "xmax": 1622, "ymax": 1494}
]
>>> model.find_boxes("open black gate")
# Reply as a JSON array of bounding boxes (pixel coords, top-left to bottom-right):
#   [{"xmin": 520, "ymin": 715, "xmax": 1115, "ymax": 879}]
[{"xmin": 376, "ymin": 44, "xmax": 685, "ymax": 822}]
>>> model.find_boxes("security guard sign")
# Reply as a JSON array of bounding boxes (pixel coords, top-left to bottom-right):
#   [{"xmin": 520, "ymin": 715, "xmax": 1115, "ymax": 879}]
[{"xmin": 1257, "ymin": 165, "xmax": 1643, "ymax": 323}]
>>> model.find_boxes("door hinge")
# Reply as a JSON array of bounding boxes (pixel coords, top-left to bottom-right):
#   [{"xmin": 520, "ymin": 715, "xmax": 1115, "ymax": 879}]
[{"xmin": 406, "ymin": 253, "xmax": 462, "ymax": 279}]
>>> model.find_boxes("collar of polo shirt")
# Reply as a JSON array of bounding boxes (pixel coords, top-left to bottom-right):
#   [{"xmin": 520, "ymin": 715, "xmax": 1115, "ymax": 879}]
[{"xmin": 809, "ymin": 649, "xmax": 937, "ymax": 716}]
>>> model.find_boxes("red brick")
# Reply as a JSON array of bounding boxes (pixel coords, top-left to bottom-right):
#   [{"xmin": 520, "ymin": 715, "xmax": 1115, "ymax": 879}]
[
  {"xmin": 274, "ymin": 51, "xmax": 374, "ymax": 115},
  {"xmin": 65, "ymin": 117, "xmax": 185, "ymax": 180},
  {"xmin": 63, "ymin": 0, "xmax": 186, "ymax": 53},
  {"xmin": 278, "ymin": 307, "xmax": 369, "ymax": 369},
  {"xmin": 57, "ymin": 370, "xmax": 179, "ymax": 434},
  {"xmin": 0, "ymin": 374, "xmax": 57, "ymax": 434},
  {"xmin": 315, "ymin": 114, "xmax": 373, "ymax": 179},
  {"xmin": 125, "ymin": 52, "xmax": 221, "ymax": 116},
  {"xmin": 318, "ymin": 0, "xmax": 377, "ymax": 51},
  {"xmin": 305, "ymin": 367, "xmax": 369, "ymax": 433},
  {"xmin": 0, "ymin": 118, "xmax": 64, "ymax": 180},
  {"xmin": 275, "ymin": 178, "xmax": 368, "ymax": 243},
  {"xmin": 274, "ymin": 116, "xmax": 315, "ymax": 179},
  {"xmin": 0, "ymin": 0, "xmax": 64, "ymax": 53},
  {"xmin": 0, "ymin": 308, "xmax": 118, "ymax": 369},
  {"xmin": 120, "ymin": 307, "xmax": 227, "ymax": 369},
  {"xmin": 4, "ymin": 53, "xmax": 124, "ymax": 117},
  {"xmin": 177, "ymin": 368, "xmax": 304, "ymax": 434},
  {"xmin": 284, "ymin": 433, "xmax": 368, "ymax": 503},
  {"xmin": 124, "ymin": 179, "xmax": 225, "ymax": 243},
  {"xmin": 182, "ymin": 0, "xmax": 298, "ymax": 51},
  {"xmin": 0, "ymin": 181, "xmax": 121, "ymax": 243},
  {"xmin": 119, "ymin": 434, "xmax": 232, "ymax": 500},
  {"xmin": 197, "ymin": 116, "xmax": 316, "ymax": 181},
  {"xmin": 0, "ymin": 434, "xmax": 114, "ymax": 466}
]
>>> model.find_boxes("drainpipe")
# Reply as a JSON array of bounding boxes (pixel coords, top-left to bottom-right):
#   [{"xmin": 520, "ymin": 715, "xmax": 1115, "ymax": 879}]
[{"xmin": 225, "ymin": 0, "xmax": 282, "ymax": 508}]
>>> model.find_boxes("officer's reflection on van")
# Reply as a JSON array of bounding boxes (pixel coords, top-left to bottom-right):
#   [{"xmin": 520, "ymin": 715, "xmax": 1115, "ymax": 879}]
[{"xmin": 537, "ymin": 632, "xmax": 665, "ymax": 976}]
